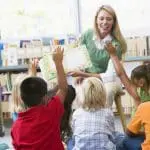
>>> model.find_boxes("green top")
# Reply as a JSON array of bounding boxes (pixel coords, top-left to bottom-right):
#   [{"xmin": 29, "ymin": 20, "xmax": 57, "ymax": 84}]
[
  {"xmin": 81, "ymin": 29, "xmax": 122, "ymax": 73},
  {"xmin": 131, "ymin": 88, "xmax": 150, "ymax": 117},
  {"xmin": 137, "ymin": 88, "xmax": 150, "ymax": 102}
]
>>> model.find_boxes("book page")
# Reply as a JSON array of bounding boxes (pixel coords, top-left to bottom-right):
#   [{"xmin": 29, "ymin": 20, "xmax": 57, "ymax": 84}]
[{"xmin": 39, "ymin": 45, "xmax": 92, "ymax": 81}]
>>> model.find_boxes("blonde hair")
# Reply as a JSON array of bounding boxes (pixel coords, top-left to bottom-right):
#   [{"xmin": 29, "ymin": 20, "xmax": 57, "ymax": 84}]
[
  {"xmin": 10, "ymin": 59, "xmax": 38, "ymax": 113},
  {"xmin": 94, "ymin": 5, "xmax": 127, "ymax": 54},
  {"xmin": 77, "ymin": 77, "xmax": 106, "ymax": 111},
  {"xmin": 10, "ymin": 74, "xmax": 28, "ymax": 113}
]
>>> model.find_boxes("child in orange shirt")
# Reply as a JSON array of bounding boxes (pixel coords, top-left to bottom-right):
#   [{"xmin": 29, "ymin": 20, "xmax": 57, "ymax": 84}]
[{"xmin": 105, "ymin": 42, "xmax": 150, "ymax": 150}]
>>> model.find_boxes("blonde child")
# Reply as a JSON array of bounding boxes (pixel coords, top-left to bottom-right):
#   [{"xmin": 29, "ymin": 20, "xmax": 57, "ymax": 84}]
[
  {"xmin": 10, "ymin": 58, "xmax": 38, "ymax": 121},
  {"xmin": 69, "ymin": 77, "xmax": 123, "ymax": 150}
]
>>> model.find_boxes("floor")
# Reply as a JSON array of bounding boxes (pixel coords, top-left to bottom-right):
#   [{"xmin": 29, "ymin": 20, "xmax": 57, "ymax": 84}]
[
  {"xmin": 0, "ymin": 119, "xmax": 13, "ymax": 150},
  {"xmin": 0, "ymin": 116, "xmax": 131, "ymax": 150}
]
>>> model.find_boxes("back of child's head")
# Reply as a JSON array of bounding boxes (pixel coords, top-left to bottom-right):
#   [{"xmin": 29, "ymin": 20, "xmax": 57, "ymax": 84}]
[
  {"xmin": 131, "ymin": 64, "xmax": 150, "ymax": 89},
  {"xmin": 61, "ymin": 85, "xmax": 76, "ymax": 142},
  {"xmin": 11, "ymin": 74, "xmax": 28, "ymax": 113},
  {"xmin": 20, "ymin": 77, "xmax": 47, "ymax": 107},
  {"xmin": 77, "ymin": 77, "xmax": 106, "ymax": 111}
]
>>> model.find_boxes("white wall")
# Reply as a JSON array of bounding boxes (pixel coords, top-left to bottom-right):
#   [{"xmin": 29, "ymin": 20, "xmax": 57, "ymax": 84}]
[
  {"xmin": 1, "ymin": 0, "xmax": 150, "ymax": 39},
  {"xmin": 80, "ymin": 0, "xmax": 150, "ymax": 37}
]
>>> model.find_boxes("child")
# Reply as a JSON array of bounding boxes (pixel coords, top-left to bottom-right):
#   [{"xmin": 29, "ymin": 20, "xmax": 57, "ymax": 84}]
[
  {"xmin": 11, "ymin": 47, "xmax": 68, "ymax": 150},
  {"xmin": 117, "ymin": 102, "xmax": 149, "ymax": 150},
  {"xmin": 69, "ymin": 77, "xmax": 122, "ymax": 150},
  {"xmin": 105, "ymin": 43, "xmax": 150, "ymax": 149},
  {"xmin": 105, "ymin": 42, "xmax": 150, "ymax": 107},
  {"xmin": 47, "ymin": 84, "xmax": 76, "ymax": 144},
  {"xmin": 10, "ymin": 58, "xmax": 38, "ymax": 122}
]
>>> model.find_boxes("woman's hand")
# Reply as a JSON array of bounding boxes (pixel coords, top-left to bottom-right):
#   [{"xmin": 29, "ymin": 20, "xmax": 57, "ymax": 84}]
[
  {"xmin": 105, "ymin": 42, "xmax": 117, "ymax": 56},
  {"xmin": 75, "ymin": 77, "xmax": 85, "ymax": 85},
  {"xmin": 67, "ymin": 70, "xmax": 84, "ymax": 77},
  {"xmin": 67, "ymin": 71, "xmax": 85, "ymax": 85}
]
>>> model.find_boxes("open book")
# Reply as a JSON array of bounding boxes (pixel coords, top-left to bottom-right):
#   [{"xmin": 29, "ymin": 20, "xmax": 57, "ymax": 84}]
[{"xmin": 39, "ymin": 45, "xmax": 92, "ymax": 81}]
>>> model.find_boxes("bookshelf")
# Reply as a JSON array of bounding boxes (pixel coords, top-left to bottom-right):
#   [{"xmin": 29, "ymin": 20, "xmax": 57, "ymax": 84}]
[
  {"xmin": 0, "ymin": 56, "xmax": 149, "ymax": 73},
  {"xmin": 0, "ymin": 65, "xmax": 41, "ymax": 136},
  {"xmin": 0, "ymin": 55, "xmax": 149, "ymax": 136},
  {"xmin": 0, "ymin": 65, "xmax": 41, "ymax": 73},
  {"xmin": 125, "ymin": 56, "xmax": 150, "ymax": 62}
]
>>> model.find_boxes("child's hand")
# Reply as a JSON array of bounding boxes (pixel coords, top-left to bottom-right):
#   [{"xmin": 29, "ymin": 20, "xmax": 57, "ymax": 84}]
[
  {"xmin": 52, "ymin": 46, "xmax": 64, "ymax": 63},
  {"xmin": 105, "ymin": 42, "xmax": 116, "ymax": 55},
  {"xmin": 28, "ymin": 58, "xmax": 39, "ymax": 76},
  {"xmin": 31, "ymin": 58, "xmax": 39, "ymax": 68}
]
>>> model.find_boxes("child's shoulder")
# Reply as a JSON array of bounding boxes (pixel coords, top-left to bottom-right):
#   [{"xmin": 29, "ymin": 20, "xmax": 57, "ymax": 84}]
[
  {"xmin": 73, "ymin": 108, "xmax": 113, "ymax": 116},
  {"xmin": 101, "ymin": 108, "xmax": 114, "ymax": 116},
  {"xmin": 47, "ymin": 95, "xmax": 62, "ymax": 106},
  {"xmin": 138, "ymin": 101, "xmax": 150, "ymax": 109}
]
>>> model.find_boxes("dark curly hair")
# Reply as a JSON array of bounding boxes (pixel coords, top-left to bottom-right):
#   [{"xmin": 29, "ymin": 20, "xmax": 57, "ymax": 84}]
[
  {"xmin": 131, "ymin": 63, "xmax": 150, "ymax": 93},
  {"xmin": 47, "ymin": 85, "xmax": 76, "ymax": 143}
]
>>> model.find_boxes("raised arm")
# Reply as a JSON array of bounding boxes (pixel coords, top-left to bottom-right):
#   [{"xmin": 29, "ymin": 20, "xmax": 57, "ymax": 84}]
[
  {"xmin": 105, "ymin": 43, "xmax": 141, "ymax": 106},
  {"xmin": 52, "ymin": 47, "xmax": 68, "ymax": 103},
  {"xmin": 28, "ymin": 58, "xmax": 39, "ymax": 76}
]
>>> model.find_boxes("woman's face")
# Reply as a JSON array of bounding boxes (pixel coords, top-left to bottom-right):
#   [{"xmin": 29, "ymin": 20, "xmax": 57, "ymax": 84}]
[{"xmin": 96, "ymin": 9, "xmax": 114, "ymax": 38}]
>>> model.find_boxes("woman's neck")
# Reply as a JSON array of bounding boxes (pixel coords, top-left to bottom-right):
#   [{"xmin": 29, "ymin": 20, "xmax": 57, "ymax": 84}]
[{"xmin": 99, "ymin": 33, "xmax": 110, "ymax": 40}]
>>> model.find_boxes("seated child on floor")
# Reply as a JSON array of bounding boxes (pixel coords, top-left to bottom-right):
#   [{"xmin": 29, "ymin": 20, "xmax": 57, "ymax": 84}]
[
  {"xmin": 105, "ymin": 42, "xmax": 150, "ymax": 150},
  {"xmin": 68, "ymin": 77, "xmax": 123, "ymax": 150},
  {"xmin": 48, "ymin": 84, "xmax": 76, "ymax": 147},
  {"xmin": 11, "ymin": 47, "xmax": 68, "ymax": 150}
]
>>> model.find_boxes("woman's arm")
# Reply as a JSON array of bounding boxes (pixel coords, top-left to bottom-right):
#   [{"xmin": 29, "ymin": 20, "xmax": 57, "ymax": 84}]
[
  {"xmin": 68, "ymin": 70, "xmax": 100, "ymax": 79},
  {"xmin": 105, "ymin": 43, "xmax": 141, "ymax": 106},
  {"xmin": 68, "ymin": 71, "xmax": 101, "ymax": 85}
]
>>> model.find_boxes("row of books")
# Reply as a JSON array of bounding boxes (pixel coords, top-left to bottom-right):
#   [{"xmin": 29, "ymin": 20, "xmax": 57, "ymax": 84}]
[
  {"xmin": 0, "ymin": 36, "xmax": 150, "ymax": 67},
  {"xmin": 125, "ymin": 36, "xmax": 150, "ymax": 57},
  {"xmin": 0, "ymin": 34, "xmax": 78, "ymax": 66}
]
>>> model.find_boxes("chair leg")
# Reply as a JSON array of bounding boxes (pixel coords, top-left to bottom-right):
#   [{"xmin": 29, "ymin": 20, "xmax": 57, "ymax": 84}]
[
  {"xmin": 115, "ymin": 95, "xmax": 126, "ymax": 132},
  {"xmin": 0, "ymin": 102, "xmax": 5, "ymax": 137}
]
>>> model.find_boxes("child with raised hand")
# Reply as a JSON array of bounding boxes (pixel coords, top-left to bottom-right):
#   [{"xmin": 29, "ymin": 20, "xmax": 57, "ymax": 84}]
[
  {"xmin": 69, "ymin": 77, "xmax": 123, "ymax": 150},
  {"xmin": 105, "ymin": 43, "xmax": 150, "ymax": 150},
  {"xmin": 11, "ymin": 47, "xmax": 68, "ymax": 150},
  {"xmin": 47, "ymin": 84, "xmax": 76, "ymax": 147},
  {"xmin": 10, "ymin": 58, "xmax": 38, "ymax": 122},
  {"xmin": 105, "ymin": 42, "xmax": 150, "ymax": 107}
]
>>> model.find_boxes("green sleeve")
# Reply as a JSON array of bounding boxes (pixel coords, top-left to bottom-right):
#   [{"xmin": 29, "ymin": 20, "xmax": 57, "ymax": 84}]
[
  {"xmin": 80, "ymin": 29, "xmax": 93, "ymax": 45},
  {"xmin": 80, "ymin": 32, "xmax": 86, "ymax": 45}
]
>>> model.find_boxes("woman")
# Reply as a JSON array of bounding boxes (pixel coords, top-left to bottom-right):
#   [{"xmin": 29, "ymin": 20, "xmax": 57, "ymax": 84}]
[{"xmin": 68, "ymin": 5, "xmax": 127, "ymax": 106}]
